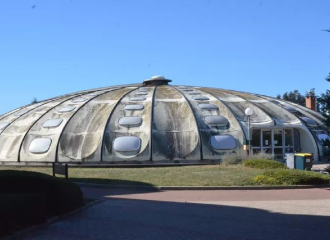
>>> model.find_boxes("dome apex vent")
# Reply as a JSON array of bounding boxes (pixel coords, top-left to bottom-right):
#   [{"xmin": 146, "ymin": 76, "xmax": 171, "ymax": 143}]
[{"xmin": 143, "ymin": 75, "xmax": 172, "ymax": 86}]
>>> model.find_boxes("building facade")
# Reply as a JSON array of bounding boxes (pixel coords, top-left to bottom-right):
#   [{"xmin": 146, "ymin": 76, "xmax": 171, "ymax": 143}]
[{"xmin": 0, "ymin": 76, "xmax": 328, "ymax": 164}]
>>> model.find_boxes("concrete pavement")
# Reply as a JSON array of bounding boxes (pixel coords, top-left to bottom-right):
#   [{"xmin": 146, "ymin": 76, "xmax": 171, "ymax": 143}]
[{"xmin": 22, "ymin": 187, "xmax": 330, "ymax": 240}]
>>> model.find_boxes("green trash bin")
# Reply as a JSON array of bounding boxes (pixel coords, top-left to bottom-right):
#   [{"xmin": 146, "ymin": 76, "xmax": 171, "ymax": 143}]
[{"xmin": 294, "ymin": 153, "xmax": 313, "ymax": 171}]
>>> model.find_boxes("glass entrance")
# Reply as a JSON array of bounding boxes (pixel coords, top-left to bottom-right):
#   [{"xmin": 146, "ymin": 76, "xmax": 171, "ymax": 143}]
[{"xmin": 251, "ymin": 128, "xmax": 298, "ymax": 160}]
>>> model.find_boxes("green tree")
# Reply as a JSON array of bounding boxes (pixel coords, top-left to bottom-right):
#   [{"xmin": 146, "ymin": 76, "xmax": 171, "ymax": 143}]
[
  {"xmin": 277, "ymin": 90, "xmax": 305, "ymax": 106},
  {"xmin": 317, "ymin": 30, "xmax": 330, "ymax": 127},
  {"xmin": 317, "ymin": 73, "xmax": 330, "ymax": 126}
]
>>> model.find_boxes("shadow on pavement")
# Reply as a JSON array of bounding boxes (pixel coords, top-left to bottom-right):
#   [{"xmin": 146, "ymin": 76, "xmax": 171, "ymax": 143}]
[
  {"xmin": 24, "ymin": 197, "xmax": 330, "ymax": 240},
  {"xmin": 73, "ymin": 178, "xmax": 160, "ymax": 196}
]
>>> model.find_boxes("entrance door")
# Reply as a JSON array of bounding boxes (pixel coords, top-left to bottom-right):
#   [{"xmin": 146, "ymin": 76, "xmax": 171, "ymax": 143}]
[{"xmin": 252, "ymin": 128, "xmax": 297, "ymax": 160}]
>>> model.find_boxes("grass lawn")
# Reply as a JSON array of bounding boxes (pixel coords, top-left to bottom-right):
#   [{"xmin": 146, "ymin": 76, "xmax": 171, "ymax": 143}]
[{"xmin": 0, "ymin": 165, "xmax": 265, "ymax": 187}]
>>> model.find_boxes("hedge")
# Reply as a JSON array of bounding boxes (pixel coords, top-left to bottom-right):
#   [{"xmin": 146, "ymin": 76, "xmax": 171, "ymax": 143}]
[
  {"xmin": 250, "ymin": 169, "xmax": 330, "ymax": 185},
  {"xmin": 0, "ymin": 193, "xmax": 47, "ymax": 237},
  {"xmin": 0, "ymin": 170, "xmax": 84, "ymax": 217},
  {"xmin": 243, "ymin": 159, "xmax": 286, "ymax": 169}
]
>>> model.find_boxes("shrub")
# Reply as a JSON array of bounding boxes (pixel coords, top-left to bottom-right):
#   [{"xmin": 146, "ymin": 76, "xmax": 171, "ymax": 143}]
[
  {"xmin": 250, "ymin": 169, "xmax": 330, "ymax": 185},
  {"xmin": 221, "ymin": 151, "xmax": 275, "ymax": 165},
  {"xmin": 221, "ymin": 150, "xmax": 248, "ymax": 165},
  {"xmin": 244, "ymin": 159, "xmax": 286, "ymax": 169},
  {"xmin": 0, "ymin": 193, "xmax": 47, "ymax": 237},
  {"xmin": 0, "ymin": 170, "xmax": 84, "ymax": 217},
  {"xmin": 249, "ymin": 151, "xmax": 274, "ymax": 160}
]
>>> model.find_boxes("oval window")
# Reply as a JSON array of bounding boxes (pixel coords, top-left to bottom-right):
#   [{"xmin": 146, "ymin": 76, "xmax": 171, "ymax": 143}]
[
  {"xmin": 118, "ymin": 117, "xmax": 143, "ymax": 127},
  {"xmin": 113, "ymin": 136, "xmax": 141, "ymax": 154},
  {"xmin": 124, "ymin": 105, "xmax": 144, "ymax": 111},
  {"xmin": 29, "ymin": 138, "xmax": 52, "ymax": 154},
  {"xmin": 210, "ymin": 135, "xmax": 237, "ymax": 150},
  {"xmin": 204, "ymin": 116, "xmax": 229, "ymax": 128},
  {"xmin": 198, "ymin": 104, "xmax": 219, "ymax": 110}
]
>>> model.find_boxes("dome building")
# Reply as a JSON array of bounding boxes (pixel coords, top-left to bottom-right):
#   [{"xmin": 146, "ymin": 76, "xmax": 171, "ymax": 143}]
[{"xmin": 0, "ymin": 76, "xmax": 328, "ymax": 164}]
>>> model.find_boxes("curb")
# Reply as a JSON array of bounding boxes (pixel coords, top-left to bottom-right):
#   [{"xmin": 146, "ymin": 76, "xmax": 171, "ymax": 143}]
[
  {"xmin": 76, "ymin": 182, "xmax": 330, "ymax": 191},
  {"xmin": 3, "ymin": 198, "xmax": 104, "ymax": 240},
  {"xmin": 158, "ymin": 185, "xmax": 330, "ymax": 190},
  {"xmin": 77, "ymin": 182, "xmax": 160, "ymax": 191}
]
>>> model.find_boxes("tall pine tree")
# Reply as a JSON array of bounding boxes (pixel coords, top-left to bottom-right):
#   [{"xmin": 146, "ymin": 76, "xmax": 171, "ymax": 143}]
[{"xmin": 317, "ymin": 73, "xmax": 330, "ymax": 127}]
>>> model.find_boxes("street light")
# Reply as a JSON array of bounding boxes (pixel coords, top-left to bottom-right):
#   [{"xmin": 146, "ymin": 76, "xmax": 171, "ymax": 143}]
[{"xmin": 245, "ymin": 108, "xmax": 254, "ymax": 156}]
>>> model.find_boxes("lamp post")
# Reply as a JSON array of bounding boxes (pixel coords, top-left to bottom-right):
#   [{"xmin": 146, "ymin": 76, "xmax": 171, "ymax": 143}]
[{"xmin": 245, "ymin": 108, "xmax": 254, "ymax": 156}]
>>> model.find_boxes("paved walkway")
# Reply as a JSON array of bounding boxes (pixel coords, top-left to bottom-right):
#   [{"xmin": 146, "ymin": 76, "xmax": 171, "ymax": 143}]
[{"xmin": 22, "ymin": 187, "xmax": 330, "ymax": 240}]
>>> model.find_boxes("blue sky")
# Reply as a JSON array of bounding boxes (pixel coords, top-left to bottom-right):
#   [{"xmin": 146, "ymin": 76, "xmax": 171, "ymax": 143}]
[{"xmin": 0, "ymin": 0, "xmax": 329, "ymax": 114}]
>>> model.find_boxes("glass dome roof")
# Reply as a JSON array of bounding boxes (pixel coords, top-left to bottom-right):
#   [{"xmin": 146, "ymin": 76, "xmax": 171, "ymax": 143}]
[{"xmin": 0, "ymin": 76, "xmax": 327, "ymax": 164}]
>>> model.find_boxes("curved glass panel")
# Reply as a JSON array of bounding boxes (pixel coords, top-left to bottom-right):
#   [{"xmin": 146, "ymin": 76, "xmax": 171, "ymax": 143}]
[
  {"xmin": 210, "ymin": 135, "xmax": 237, "ymax": 150},
  {"xmin": 193, "ymin": 96, "xmax": 210, "ymax": 101},
  {"xmin": 188, "ymin": 91, "xmax": 201, "ymax": 95},
  {"xmin": 118, "ymin": 116, "xmax": 143, "ymax": 127},
  {"xmin": 14, "ymin": 109, "xmax": 29, "ymax": 117},
  {"xmin": 42, "ymin": 119, "xmax": 63, "ymax": 128},
  {"xmin": 139, "ymin": 88, "xmax": 150, "ymax": 92},
  {"xmin": 135, "ymin": 92, "xmax": 148, "ymax": 96},
  {"xmin": 283, "ymin": 106, "xmax": 298, "ymax": 113},
  {"xmin": 269, "ymin": 100, "xmax": 283, "ymax": 106},
  {"xmin": 57, "ymin": 106, "xmax": 76, "ymax": 113},
  {"xmin": 300, "ymin": 117, "xmax": 317, "ymax": 127},
  {"xmin": 129, "ymin": 97, "xmax": 146, "ymax": 101},
  {"xmin": 198, "ymin": 104, "xmax": 219, "ymax": 110},
  {"xmin": 72, "ymin": 98, "xmax": 87, "ymax": 103},
  {"xmin": 204, "ymin": 116, "xmax": 229, "ymax": 127},
  {"xmin": 86, "ymin": 93, "xmax": 98, "ymax": 96},
  {"xmin": 29, "ymin": 138, "xmax": 52, "ymax": 154},
  {"xmin": 124, "ymin": 104, "xmax": 145, "ymax": 111},
  {"xmin": 113, "ymin": 136, "xmax": 141, "ymax": 153}
]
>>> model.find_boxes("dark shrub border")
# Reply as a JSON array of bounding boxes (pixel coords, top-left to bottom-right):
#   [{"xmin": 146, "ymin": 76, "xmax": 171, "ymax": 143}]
[
  {"xmin": 0, "ymin": 170, "xmax": 84, "ymax": 217},
  {"xmin": 0, "ymin": 193, "xmax": 47, "ymax": 237}
]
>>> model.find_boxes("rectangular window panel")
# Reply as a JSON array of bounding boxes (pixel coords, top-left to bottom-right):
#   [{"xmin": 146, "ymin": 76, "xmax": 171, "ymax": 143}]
[
  {"xmin": 285, "ymin": 129, "xmax": 293, "ymax": 147},
  {"xmin": 252, "ymin": 129, "xmax": 261, "ymax": 147},
  {"xmin": 262, "ymin": 130, "xmax": 272, "ymax": 147},
  {"xmin": 273, "ymin": 130, "xmax": 283, "ymax": 146}
]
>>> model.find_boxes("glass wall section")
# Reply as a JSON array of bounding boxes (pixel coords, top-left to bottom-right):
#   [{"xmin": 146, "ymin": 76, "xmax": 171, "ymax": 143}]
[
  {"xmin": 273, "ymin": 130, "xmax": 283, "ymax": 160},
  {"xmin": 251, "ymin": 129, "xmax": 261, "ymax": 154},
  {"xmin": 262, "ymin": 130, "xmax": 272, "ymax": 154},
  {"xmin": 294, "ymin": 129, "xmax": 301, "ymax": 152},
  {"xmin": 251, "ymin": 128, "xmax": 299, "ymax": 160},
  {"xmin": 285, "ymin": 129, "xmax": 293, "ymax": 153}
]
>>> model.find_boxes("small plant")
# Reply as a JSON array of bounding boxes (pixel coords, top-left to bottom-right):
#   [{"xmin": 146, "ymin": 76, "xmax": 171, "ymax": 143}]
[
  {"xmin": 249, "ymin": 151, "xmax": 274, "ymax": 160},
  {"xmin": 221, "ymin": 151, "xmax": 274, "ymax": 165},
  {"xmin": 221, "ymin": 150, "xmax": 249, "ymax": 165},
  {"xmin": 250, "ymin": 169, "xmax": 330, "ymax": 185},
  {"xmin": 244, "ymin": 159, "xmax": 286, "ymax": 169}
]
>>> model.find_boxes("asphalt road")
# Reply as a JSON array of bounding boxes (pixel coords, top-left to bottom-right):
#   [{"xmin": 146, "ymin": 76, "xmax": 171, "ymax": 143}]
[{"xmin": 22, "ymin": 187, "xmax": 330, "ymax": 240}]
